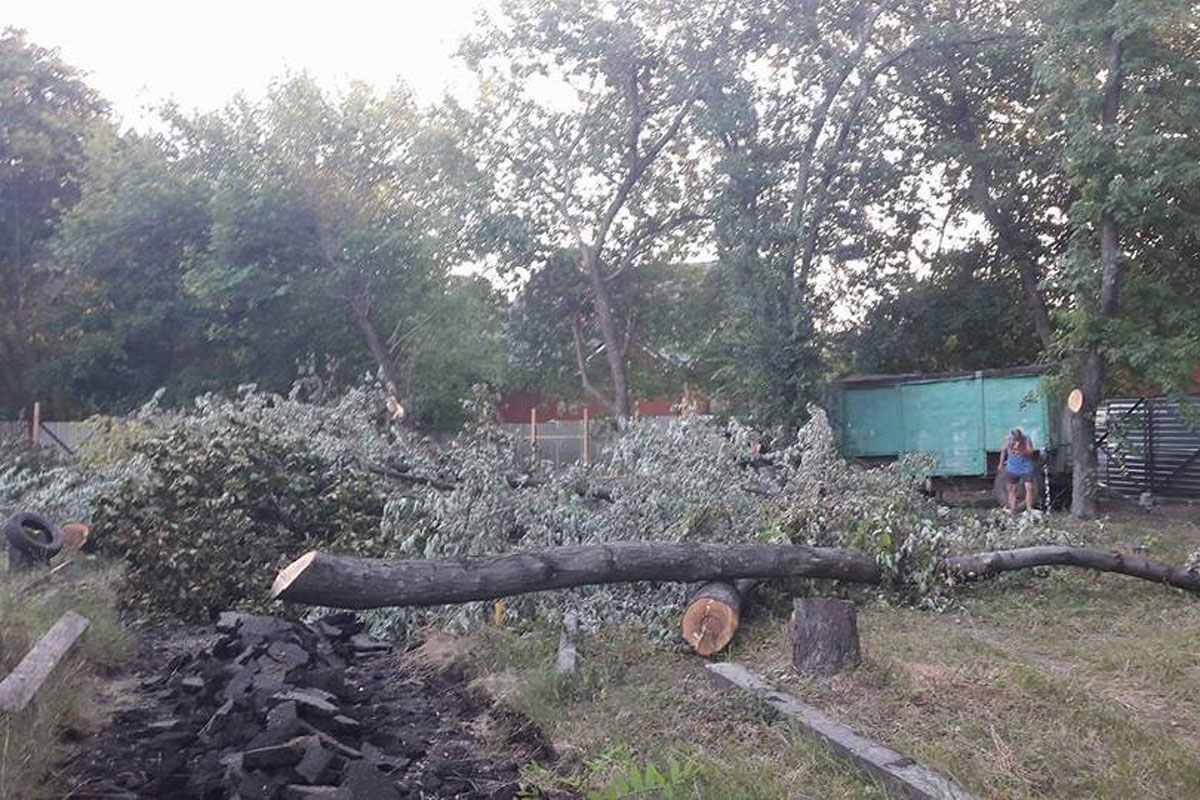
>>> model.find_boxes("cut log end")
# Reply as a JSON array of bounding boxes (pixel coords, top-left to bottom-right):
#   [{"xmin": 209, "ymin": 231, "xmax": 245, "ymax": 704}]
[
  {"xmin": 682, "ymin": 597, "xmax": 739, "ymax": 656},
  {"xmin": 272, "ymin": 551, "xmax": 318, "ymax": 601}
]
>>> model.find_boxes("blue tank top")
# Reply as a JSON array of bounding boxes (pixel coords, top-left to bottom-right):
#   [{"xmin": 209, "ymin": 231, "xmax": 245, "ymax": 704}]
[{"xmin": 1006, "ymin": 435, "xmax": 1034, "ymax": 475}]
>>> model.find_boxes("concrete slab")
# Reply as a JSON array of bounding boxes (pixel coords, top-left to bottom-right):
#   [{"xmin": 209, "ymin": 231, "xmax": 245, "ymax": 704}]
[{"xmin": 706, "ymin": 662, "xmax": 975, "ymax": 800}]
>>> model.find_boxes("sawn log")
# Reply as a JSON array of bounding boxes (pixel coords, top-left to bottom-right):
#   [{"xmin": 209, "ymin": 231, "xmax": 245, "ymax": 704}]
[
  {"xmin": 271, "ymin": 543, "xmax": 883, "ymax": 609},
  {"xmin": 681, "ymin": 579, "xmax": 758, "ymax": 656}
]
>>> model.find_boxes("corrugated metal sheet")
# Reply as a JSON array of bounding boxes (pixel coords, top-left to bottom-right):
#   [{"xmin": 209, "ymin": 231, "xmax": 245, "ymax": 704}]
[{"xmin": 1098, "ymin": 397, "xmax": 1200, "ymax": 499}]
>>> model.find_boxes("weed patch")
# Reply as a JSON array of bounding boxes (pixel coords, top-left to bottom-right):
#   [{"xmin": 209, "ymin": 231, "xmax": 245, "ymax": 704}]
[{"xmin": 0, "ymin": 561, "xmax": 131, "ymax": 798}]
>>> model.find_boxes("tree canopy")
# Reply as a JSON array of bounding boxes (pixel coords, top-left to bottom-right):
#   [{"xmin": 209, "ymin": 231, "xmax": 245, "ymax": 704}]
[{"xmin": 1, "ymin": 1, "xmax": 1198, "ymax": 510}]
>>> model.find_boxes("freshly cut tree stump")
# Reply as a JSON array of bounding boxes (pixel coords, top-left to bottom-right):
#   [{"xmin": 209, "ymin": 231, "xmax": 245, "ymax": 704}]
[
  {"xmin": 681, "ymin": 579, "xmax": 757, "ymax": 656},
  {"xmin": 789, "ymin": 598, "xmax": 861, "ymax": 676}
]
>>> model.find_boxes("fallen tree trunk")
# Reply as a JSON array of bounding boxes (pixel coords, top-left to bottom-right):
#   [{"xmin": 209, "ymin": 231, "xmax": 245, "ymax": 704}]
[
  {"xmin": 943, "ymin": 545, "xmax": 1200, "ymax": 593},
  {"xmin": 272, "ymin": 542, "xmax": 1200, "ymax": 611},
  {"xmin": 681, "ymin": 579, "xmax": 758, "ymax": 656},
  {"xmin": 272, "ymin": 543, "xmax": 883, "ymax": 609}
]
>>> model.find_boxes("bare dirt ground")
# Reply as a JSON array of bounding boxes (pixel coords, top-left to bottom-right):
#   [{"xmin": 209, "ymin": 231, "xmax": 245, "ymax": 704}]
[{"xmin": 57, "ymin": 614, "xmax": 565, "ymax": 799}]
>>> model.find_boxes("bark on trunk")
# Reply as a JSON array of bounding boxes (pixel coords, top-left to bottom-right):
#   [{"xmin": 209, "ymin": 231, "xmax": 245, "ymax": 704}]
[
  {"xmin": 271, "ymin": 544, "xmax": 883, "ymax": 609},
  {"xmin": 1071, "ymin": 30, "xmax": 1125, "ymax": 518},
  {"xmin": 945, "ymin": 545, "xmax": 1200, "ymax": 593},
  {"xmin": 349, "ymin": 298, "xmax": 405, "ymax": 412},
  {"xmin": 790, "ymin": 597, "xmax": 861, "ymax": 676},
  {"xmin": 272, "ymin": 541, "xmax": 1200, "ymax": 612},
  {"xmin": 585, "ymin": 251, "xmax": 631, "ymax": 419},
  {"xmin": 1070, "ymin": 350, "xmax": 1104, "ymax": 517},
  {"xmin": 681, "ymin": 579, "xmax": 758, "ymax": 656}
]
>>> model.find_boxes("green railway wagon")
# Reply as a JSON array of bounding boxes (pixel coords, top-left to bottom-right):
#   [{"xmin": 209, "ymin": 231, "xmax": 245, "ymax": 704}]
[{"xmin": 831, "ymin": 366, "xmax": 1069, "ymax": 492}]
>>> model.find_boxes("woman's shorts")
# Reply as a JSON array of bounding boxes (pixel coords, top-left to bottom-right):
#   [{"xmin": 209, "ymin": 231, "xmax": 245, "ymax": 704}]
[{"xmin": 1005, "ymin": 470, "xmax": 1034, "ymax": 485}]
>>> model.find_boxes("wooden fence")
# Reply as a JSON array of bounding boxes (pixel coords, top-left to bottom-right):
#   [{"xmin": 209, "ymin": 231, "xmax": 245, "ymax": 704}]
[{"xmin": 0, "ymin": 403, "xmax": 94, "ymax": 455}]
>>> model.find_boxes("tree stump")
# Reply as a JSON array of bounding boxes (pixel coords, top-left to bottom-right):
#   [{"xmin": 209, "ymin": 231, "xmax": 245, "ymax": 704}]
[{"xmin": 789, "ymin": 598, "xmax": 861, "ymax": 676}]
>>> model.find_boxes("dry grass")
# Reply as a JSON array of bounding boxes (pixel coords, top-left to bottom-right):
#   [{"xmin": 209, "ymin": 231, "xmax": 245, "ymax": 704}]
[
  {"xmin": 443, "ymin": 507, "xmax": 1200, "ymax": 799},
  {"xmin": 0, "ymin": 556, "xmax": 131, "ymax": 799}
]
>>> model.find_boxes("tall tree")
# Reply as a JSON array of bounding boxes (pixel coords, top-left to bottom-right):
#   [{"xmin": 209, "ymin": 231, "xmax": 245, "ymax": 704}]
[
  {"xmin": 48, "ymin": 130, "xmax": 214, "ymax": 412},
  {"xmin": 1037, "ymin": 0, "xmax": 1200, "ymax": 516},
  {"xmin": 701, "ymin": 0, "xmax": 939, "ymax": 429},
  {"xmin": 0, "ymin": 29, "xmax": 106, "ymax": 415},
  {"xmin": 899, "ymin": 0, "xmax": 1066, "ymax": 352},
  {"xmin": 183, "ymin": 76, "xmax": 488, "ymax": 417},
  {"xmin": 464, "ymin": 0, "xmax": 719, "ymax": 417}
]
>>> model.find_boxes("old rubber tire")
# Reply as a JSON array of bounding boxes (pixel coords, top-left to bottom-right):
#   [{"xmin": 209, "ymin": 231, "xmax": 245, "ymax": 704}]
[{"xmin": 4, "ymin": 512, "xmax": 64, "ymax": 559}]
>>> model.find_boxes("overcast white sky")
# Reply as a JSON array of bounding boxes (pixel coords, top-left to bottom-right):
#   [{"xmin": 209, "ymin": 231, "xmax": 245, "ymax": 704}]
[{"xmin": 8, "ymin": 0, "xmax": 500, "ymax": 128}]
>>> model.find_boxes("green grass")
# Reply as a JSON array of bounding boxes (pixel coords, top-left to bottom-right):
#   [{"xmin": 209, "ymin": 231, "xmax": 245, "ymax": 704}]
[
  {"xmin": 0, "ymin": 556, "xmax": 131, "ymax": 799},
  {"xmin": 424, "ymin": 508, "xmax": 1200, "ymax": 799},
  {"xmin": 739, "ymin": 508, "xmax": 1200, "ymax": 799},
  {"xmin": 418, "ymin": 623, "xmax": 886, "ymax": 799}
]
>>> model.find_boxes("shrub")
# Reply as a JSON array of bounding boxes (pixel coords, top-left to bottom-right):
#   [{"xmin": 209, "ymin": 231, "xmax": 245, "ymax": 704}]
[{"xmin": 92, "ymin": 416, "xmax": 384, "ymax": 621}]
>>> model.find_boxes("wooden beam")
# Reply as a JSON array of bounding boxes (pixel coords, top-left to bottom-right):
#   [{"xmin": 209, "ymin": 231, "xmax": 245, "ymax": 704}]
[{"xmin": 0, "ymin": 611, "xmax": 90, "ymax": 714}]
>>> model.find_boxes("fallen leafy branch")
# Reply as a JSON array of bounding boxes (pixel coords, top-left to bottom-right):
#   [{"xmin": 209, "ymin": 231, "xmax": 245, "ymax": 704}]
[{"xmin": 372, "ymin": 464, "xmax": 615, "ymax": 501}]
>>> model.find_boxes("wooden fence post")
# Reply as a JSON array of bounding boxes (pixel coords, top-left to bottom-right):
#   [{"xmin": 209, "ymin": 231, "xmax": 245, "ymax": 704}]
[
  {"xmin": 582, "ymin": 408, "xmax": 590, "ymax": 465},
  {"xmin": 529, "ymin": 407, "xmax": 538, "ymax": 456},
  {"xmin": 31, "ymin": 402, "xmax": 41, "ymax": 444}
]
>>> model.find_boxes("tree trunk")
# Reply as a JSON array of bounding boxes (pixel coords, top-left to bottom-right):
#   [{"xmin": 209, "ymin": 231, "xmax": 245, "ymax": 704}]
[
  {"xmin": 585, "ymin": 251, "xmax": 631, "ymax": 418},
  {"xmin": 945, "ymin": 545, "xmax": 1200, "ymax": 593},
  {"xmin": 1070, "ymin": 350, "xmax": 1104, "ymax": 517},
  {"xmin": 272, "ymin": 542, "xmax": 1200, "ymax": 612},
  {"xmin": 681, "ymin": 579, "xmax": 757, "ymax": 656},
  {"xmin": 790, "ymin": 598, "xmax": 861, "ymax": 676},
  {"xmin": 348, "ymin": 298, "xmax": 405, "ymax": 413},
  {"xmin": 271, "ymin": 544, "xmax": 884, "ymax": 609},
  {"xmin": 1072, "ymin": 29, "xmax": 1125, "ymax": 519}
]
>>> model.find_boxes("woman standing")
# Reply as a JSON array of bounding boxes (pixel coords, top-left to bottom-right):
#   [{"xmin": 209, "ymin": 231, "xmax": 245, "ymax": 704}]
[{"xmin": 999, "ymin": 427, "xmax": 1037, "ymax": 513}]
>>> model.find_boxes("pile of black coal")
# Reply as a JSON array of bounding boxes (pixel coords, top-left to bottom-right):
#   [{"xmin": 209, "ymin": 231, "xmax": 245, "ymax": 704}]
[{"xmin": 67, "ymin": 612, "xmax": 531, "ymax": 799}]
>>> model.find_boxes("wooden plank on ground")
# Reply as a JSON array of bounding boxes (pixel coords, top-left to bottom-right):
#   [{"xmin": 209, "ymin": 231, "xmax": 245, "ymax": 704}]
[
  {"xmin": 706, "ymin": 662, "xmax": 975, "ymax": 800},
  {"xmin": 0, "ymin": 611, "xmax": 90, "ymax": 713}
]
